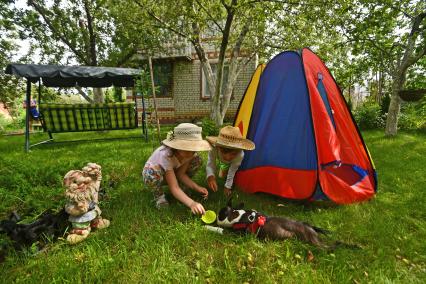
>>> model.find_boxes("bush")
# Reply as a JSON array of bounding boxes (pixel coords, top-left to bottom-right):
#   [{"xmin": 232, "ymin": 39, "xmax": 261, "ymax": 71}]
[
  {"xmin": 353, "ymin": 103, "xmax": 385, "ymax": 129},
  {"xmin": 398, "ymin": 101, "xmax": 426, "ymax": 131},
  {"xmin": 201, "ymin": 117, "xmax": 219, "ymax": 137}
]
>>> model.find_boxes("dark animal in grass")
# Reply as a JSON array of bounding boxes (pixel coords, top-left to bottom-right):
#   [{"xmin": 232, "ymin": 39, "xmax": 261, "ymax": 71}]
[
  {"xmin": 217, "ymin": 200, "xmax": 358, "ymax": 249},
  {"xmin": 0, "ymin": 209, "xmax": 69, "ymax": 251}
]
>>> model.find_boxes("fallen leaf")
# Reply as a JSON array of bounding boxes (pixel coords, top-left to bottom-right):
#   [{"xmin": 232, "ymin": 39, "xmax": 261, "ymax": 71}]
[
  {"xmin": 402, "ymin": 258, "xmax": 410, "ymax": 264},
  {"xmin": 307, "ymin": 250, "xmax": 314, "ymax": 262}
]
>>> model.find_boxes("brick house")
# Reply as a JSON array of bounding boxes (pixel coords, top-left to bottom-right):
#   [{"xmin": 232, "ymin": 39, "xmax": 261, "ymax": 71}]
[{"xmin": 128, "ymin": 38, "xmax": 257, "ymax": 124}]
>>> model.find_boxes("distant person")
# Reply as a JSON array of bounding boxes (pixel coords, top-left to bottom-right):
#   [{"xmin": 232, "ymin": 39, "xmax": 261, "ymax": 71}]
[
  {"xmin": 206, "ymin": 126, "xmax": 255, "ymax": 197},
  {"xmin": 142, "ymin": 123, "xmax": 211, "ymax": 215},
  {"xmin": 23, "ymin": 98, "xmax": 40, "ymax": 130}
]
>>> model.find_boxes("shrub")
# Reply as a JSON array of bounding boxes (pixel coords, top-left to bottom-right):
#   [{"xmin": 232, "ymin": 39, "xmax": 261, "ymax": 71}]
[
  {"xmin": 353, "ymin": 103, "xmax": 385, "ymax": 129},
  {"xmin": 201, "ymin": 117, "xmax": 219, "ymax": 137},
  {"xmin": 398, "ymin": 101, "xmax": 426, "ymax": 131}
]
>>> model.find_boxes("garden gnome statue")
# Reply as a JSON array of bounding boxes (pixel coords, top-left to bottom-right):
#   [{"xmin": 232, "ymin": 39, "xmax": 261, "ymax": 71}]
[{"xmin": 63, "ymin": 163, "xmax": 110, "ymax": 244}]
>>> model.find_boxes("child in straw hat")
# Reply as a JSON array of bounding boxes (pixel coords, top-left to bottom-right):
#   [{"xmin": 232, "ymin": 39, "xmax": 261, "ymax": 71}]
[
  {"xmin": 206, "ymin": 126, "xmax": 255, "ymax": 197},
  {"xmin": 142, "ymin": 123, "xmax": 211, "ymax": 215}
]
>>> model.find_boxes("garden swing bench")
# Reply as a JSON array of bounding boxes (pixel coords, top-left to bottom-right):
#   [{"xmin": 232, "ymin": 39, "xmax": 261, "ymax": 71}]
[{"xmin": 5, "ymin": 63, "xmax": 149, "ymax": 152}]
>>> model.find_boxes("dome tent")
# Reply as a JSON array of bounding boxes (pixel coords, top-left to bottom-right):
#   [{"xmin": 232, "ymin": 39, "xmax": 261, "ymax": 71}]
[{"xmin": 234, "ymin": 48, "xmax": 377, "ymax": 204}]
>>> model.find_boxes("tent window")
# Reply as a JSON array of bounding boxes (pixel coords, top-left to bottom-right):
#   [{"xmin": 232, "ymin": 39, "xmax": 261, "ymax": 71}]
[
  {"xmin": 324, "ymin": 164, "xmax": 367, "ymax": 186},
  {"xmin": 316, "ymin": 73, "xmax": 336, "ymax": 129}
]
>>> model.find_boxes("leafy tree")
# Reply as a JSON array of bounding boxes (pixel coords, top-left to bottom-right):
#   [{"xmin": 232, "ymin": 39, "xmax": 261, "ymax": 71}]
[
  {"xmin": 0, "ymin": 0, "xmax": 24, "ymax": 119},
  {"xmin": 125, "ymin": 0, "xmax": 338, "ymax": 126},
  {"xmin": 13, "ymin": 0, "xmax": 158, "ymax": 103},
  {"xmin": 336, "ymin": 0, "xmax": 425, "ymax": 136}
]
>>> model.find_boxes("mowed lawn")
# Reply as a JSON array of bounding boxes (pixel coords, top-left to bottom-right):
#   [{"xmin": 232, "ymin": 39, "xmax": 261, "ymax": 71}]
[{"xmin": 0, "ymin": 129, "xmax": 425, "ymax": 283}]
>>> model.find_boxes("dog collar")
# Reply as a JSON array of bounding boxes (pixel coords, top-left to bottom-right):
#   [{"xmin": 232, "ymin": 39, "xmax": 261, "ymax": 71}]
[{"xmin": 232, "ymin": 215, "xmax": 267, "ymax": 235}]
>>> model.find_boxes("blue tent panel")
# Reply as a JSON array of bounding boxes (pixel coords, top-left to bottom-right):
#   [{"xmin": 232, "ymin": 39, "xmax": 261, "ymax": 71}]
[{"xmin": 241, "ymin": 51, "xmax": 317, "ymax": 171}]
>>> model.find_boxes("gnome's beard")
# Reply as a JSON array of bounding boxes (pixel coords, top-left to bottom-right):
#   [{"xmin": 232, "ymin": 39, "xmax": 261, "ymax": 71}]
[{"xmin": 65, "ymin": 185, "xmax": 93, "ymax": 203}]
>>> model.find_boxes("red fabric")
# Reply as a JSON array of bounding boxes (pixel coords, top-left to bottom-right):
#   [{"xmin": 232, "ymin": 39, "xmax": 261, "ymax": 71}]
[
  {"xmin": 235, "ymin": 166, "xmax": 317, "ymax": 199},
  {"xmin": 232, "ymin": 215, "xmax": 267, "ymax": 234},
  {"xmin": 302, "ymin": 49, "xmax": 375, "ymax": 203},
  {"xmin": 237, "ymin": 121, "xmax": 244, "ymax": 135}
]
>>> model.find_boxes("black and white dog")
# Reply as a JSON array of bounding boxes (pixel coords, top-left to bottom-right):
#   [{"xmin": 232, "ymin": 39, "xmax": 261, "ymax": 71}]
[{"xmin": 217, "ymin": 200, "xmax": 331, "ymax": 247}]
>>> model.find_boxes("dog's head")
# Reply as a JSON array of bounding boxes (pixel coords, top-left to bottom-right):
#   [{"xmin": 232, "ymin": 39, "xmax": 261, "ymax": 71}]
[{"xmin": 217, "ymin": 199, "xmax": 258, "ymax": 228}]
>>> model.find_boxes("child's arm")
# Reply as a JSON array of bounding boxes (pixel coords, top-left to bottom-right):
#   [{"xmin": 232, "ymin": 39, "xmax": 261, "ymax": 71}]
[
  {"xmin": 176, "ymin": 162, "xmax": 208, "ymax": 198},
  {"xmin": 206, "ymin": 149, "xmax": 218, "ymax": 191},
  {"xmin": 165, "ymin": 169, "xmax": 205, "ymax": 215}
]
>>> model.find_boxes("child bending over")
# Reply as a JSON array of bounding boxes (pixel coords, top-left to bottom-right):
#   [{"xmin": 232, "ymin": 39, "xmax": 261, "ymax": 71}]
[
  {"xmin": 206, "ymin": 126, "xmax": 255, "ymax": 197},
  {"xmin": 142, "ymin": 123, "xmax": 211, "ymax": 215}
]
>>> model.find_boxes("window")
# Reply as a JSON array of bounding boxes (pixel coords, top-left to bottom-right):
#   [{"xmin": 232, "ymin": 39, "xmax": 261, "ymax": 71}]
[
  {"xmin": 142, "ymin": 62, "xmax": 173, "ymax": 97},
  {"xmin": 201, "ymin": 63, "xmax": 229, "ymax": 99}
]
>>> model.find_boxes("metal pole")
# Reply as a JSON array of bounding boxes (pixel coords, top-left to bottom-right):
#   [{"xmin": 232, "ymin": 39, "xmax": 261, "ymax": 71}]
[
  {"xmin": 148, "ymin": 56, "xmax": 161, "ymax": 143},
  {"xmin": 25, "ymin": 79, "xmax": 31, "ymax": 152}
]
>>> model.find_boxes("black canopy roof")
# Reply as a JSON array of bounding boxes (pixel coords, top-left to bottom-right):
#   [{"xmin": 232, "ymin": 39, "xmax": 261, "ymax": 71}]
[{"xmin": 5, "ymin": 63, "xmax": 141, "ymax": 87}]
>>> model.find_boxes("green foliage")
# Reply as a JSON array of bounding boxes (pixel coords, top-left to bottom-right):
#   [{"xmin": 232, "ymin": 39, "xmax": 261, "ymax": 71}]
[
  {"xmin": 398, "ymin": 101, "xmax": 426, "ymax": 132},
  {"xmin": 0, "ymin": 130, "xmax": 425, "ymax": 282},
  {"xmin": 113, "ymin": 87, "xmax": 123, "ymax": 102},
  {"xmin": 354, "ymin": 102, "xmax": 385, "ymax": 129},
  {"xmin": 201, "ymin": 117, "xmax": 219, "ymax": 137},
  {"xmin": 380, "ymin": 93, "xmax": 391, "ymax": 115},
  {"xmin": 135, "ymin": 69, "xmax": 154, "ymax": 97}
]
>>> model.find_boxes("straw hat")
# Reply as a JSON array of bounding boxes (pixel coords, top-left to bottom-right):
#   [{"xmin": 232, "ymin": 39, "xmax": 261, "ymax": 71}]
[
  {"xmin": 162, "ymin": 123, "xmax": 211, "ymax": 151},
  {"xmin": 206, "ymin": 126, "xmax": 255, "ymax": 151}
]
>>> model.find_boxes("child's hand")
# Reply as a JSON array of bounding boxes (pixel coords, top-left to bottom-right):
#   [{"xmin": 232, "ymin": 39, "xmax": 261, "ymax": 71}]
[
  {"xmin": 224, "ymin": 187, "xmax": 232, "ymax": 197},
  {"xmin": 207, "ymin": 176, "xmax": 218, "ymax": 192},
  {"xmin": 190, "ymin": 201, "xmax": 205, "ymax": 215},
  {"xmin": 196, "ymin": 186, "xmax": 209, "ymax": 199}
]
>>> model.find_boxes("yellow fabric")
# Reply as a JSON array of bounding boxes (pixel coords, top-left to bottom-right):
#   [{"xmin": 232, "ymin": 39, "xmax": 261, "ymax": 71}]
[
  {"xmin": 365, "ymin": 146, "xmax": 376, "ymax": 169},
  {"xmin": 234, "ymin": 64, "xmax": 264, "ymax": 138}
]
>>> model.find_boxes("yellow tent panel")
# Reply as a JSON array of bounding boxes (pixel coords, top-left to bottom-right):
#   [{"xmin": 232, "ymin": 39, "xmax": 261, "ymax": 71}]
[{"xmin": 234, "ymin": 64, "xmax": 265, "ymax": 138}]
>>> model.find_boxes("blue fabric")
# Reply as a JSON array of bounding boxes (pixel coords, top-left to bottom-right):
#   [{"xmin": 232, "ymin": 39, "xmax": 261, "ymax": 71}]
[
  {"xmin": 241, "ymin": 51, "xmax": 317, "ymax": 170},
  {"xmin": 352, "ymin": 164, "xmax": 367, "ymax": 179},
  {"xmin": 316, "ymin": 75, "xmax": 336, "ymax": 128},
  {"xmin": 30, "ymin": 107, "xmax": 40, "ymax": 119},
  {"xmin": 311, "ymin": 184, "xmax": 330, "ymax": 201}
]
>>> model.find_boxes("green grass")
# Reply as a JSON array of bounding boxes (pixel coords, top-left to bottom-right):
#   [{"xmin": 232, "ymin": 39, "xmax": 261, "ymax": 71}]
[{"xmin": 0, "ymin": 129, "xmax": 425, "ymax": 283}]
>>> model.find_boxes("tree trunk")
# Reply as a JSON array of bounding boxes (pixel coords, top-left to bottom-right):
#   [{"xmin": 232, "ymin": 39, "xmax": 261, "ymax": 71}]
[
  {"xmin": 377, "ymin": 70, "xmax": 383, "ymax": 104},
  {"xmin": 385, "ymin": 74, "xmax": 404, "ymax": 136},
  {"xmin": 385, "ymin": 89, "xmax": 401, "ymax": 136},
  {"xmin": 93, "ymin": 88, "xmax": 104, "ymax": 103}
]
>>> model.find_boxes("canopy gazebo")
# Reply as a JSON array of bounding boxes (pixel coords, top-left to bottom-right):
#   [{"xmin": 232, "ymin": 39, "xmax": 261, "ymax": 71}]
[{"xmin": 5, "ymin": 63, "xmax": 148, "ymax": 152}]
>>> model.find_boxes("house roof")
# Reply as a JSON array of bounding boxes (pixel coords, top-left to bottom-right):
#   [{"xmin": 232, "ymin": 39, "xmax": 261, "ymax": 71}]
[{"xmin": 5, "ymin": 63, "xmax": 141, "ymax": 87}]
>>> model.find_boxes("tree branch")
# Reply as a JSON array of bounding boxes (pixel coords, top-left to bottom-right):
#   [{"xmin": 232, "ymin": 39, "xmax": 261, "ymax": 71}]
[
  {"xmin": 76, "ymin": 86, "xmax": 94, "ymax": 103},
  {"xmin": 132, "ymin": 0, "xmax": 192, "ymax": 42},
  {"xmin": 27, "ymin": 0, "xmax": 88, "ymax": 65},
  {"xmin": 194, "ymin": 0, "xmax": 224, "ymax": 33},
  {"xmin": 83, "ymin": 0, "xmax": 97, "ymax": 66}
]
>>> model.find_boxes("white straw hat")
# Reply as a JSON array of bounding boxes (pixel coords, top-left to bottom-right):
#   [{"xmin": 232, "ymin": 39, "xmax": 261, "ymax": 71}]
[
  {"xmin": 207, "ymin": 126, "xmax": 255, "ymax": 151},
  {"xmin": 162, "ymin": 123, "xmax": 211, "ymax": 151}
]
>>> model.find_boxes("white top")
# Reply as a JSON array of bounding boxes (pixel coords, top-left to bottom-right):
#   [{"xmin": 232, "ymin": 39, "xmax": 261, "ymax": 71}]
[
  {"xmin": 206, "ymin": 147, "xmax": 244, "ymax": 189},
  {"xmin": 145, "ymin": 145, "xmax": 192, "ymax": 171}
]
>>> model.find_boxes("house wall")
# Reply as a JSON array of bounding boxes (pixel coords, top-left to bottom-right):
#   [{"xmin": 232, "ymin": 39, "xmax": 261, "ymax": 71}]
[{"xmin": 129, "ymin": 57, "xmax": 256, "ymax": 124}]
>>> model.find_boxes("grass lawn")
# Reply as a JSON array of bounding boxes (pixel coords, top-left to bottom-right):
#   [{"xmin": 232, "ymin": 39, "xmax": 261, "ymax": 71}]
[{"xmin": 0, "ymin": 129, "xmax": 425, "ymax": 283}]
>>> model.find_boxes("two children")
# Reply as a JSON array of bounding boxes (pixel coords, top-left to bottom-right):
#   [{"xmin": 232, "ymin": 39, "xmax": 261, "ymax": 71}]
[{"xmin": 142, "ymin": 123, "xmax": 255, "ymax": 215}]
